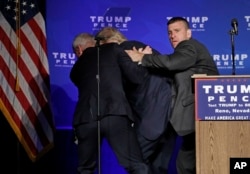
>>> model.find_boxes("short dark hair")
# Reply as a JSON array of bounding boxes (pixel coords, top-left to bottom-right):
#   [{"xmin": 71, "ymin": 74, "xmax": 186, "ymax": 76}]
[{"xmin": 167, "ymin": 17, "xmax": 190, "ymax": 29}]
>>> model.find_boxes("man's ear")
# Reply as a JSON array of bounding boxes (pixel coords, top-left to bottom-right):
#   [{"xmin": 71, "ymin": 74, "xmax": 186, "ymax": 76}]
[
  {"xmin": 77, "ymin": 45, "xmax": 82, "ymax": 50},
  {"xmin": 187, "ymin": 29, "xmax": 192, "ymax": 39}
]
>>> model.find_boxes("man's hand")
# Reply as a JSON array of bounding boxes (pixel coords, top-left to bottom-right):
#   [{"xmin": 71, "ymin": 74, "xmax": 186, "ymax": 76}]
[
  {"xmin": 125, "ymin": 46, "xmax": 152, "ymax": 62},
  {"xmin": 140, "ymin": 46, "xmax": 152, "ymax": 54}
]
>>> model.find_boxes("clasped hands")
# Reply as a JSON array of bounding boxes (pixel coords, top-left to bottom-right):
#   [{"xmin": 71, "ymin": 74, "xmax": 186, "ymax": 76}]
[{"xmin": 125, "ymin": 46, "xmax": 152, "ymax": 62}]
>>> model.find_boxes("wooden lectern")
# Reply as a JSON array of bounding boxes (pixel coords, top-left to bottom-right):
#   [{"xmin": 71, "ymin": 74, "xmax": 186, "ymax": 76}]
[{"xmin": 192, "ymin": 75, "xmax": 250, "ymax": 174}]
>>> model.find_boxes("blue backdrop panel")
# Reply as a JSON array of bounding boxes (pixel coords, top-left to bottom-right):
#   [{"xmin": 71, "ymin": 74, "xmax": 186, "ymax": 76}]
[
  {"xmin": 47, "ymin": 0, "xmax": 250, "ymax": 128},
  {"xmin": 46, "ymin": 0, "xmax": 250, "ymax": 173}
]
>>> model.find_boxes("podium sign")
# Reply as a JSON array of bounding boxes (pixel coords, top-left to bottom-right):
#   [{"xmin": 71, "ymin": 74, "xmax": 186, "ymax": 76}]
[
  {"xmin": 193, "ymin": 75, "xmax": 250, "ymax": 174},
  {"xmin": 195, "ymin": 75, "xmax": 250, "ymax": 121}
]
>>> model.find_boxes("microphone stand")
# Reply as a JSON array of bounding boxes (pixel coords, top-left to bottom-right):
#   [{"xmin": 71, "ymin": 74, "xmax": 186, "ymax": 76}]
[
  {"xmin": 229, "ymin": 28, "xmax": 236, "ymax": 75},
  {"xmin": 95, "ymin": 38, "xmax": 101, "ymax": 174}
]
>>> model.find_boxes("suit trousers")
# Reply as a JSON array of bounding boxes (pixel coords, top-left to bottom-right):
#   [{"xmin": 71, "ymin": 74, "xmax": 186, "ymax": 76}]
[
  {"xmin": 176, "ymin": 132, "xmax": 196, "ymax": 174},
  {"xmin": 75, "ymin": 115, "xmax": 150, "ymax": 174},
  {"xmin": 137, "ymin": 123, "xmax": 176, "ymax": 174}
]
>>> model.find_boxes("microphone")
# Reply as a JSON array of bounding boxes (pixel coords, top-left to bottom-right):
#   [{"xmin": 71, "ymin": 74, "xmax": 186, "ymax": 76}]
[
  {"xmin": 231, "ymin": 18, "xmax": 238, "ymax": 35},
  {"xmin": 95, "ymin": 36, "xmax": 105, "ymax": 47}
]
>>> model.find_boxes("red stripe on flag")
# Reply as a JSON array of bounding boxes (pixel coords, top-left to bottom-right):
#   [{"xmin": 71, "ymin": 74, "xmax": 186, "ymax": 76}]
[
  {"xmin": 28, "ymin": 17, "xmax": 47, "ymax": 53},
  {"xmin": 19, "ymin": 29, "xmax": 54, "ymax": 129}
]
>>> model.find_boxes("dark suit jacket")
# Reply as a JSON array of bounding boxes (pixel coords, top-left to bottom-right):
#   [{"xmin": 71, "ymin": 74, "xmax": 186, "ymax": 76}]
[
  {"xmin": 120, "ymin": 41, "xmax": 173, "ymax": 140},
  {"xmin": 70, "ymin": 43, "xmax": 147, "ymax": 126},
  {"xmin": 141, "ymin": 38, "xmax": 219, "ymax": 136}
]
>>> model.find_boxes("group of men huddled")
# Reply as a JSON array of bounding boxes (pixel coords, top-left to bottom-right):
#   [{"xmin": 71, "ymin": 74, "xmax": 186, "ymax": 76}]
[{"xmin": 70, "ymin": 17, "xmax": 219, "ymax": 174}]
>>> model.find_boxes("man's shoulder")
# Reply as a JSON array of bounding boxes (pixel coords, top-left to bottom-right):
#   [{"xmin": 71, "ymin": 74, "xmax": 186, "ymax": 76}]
[
  {"xmin": 188, "ymin": 38, "xmax": 204, "ymax": 45},
  {"xmin": 178, "ymin": 38, "xmax": 204, "ymax": 48}
]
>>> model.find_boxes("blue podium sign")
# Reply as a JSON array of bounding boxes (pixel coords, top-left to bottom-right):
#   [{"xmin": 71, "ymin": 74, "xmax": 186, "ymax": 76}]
[{"xmin": 194, "ymin": 75, "xmax": 250, "ymax": 121}]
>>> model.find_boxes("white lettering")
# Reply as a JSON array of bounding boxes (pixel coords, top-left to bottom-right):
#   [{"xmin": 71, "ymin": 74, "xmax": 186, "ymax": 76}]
[
  {"xmin": 213, "ymin": 54, "xmax": 248, "ymax": 61},
  {"xmin": 202, "ymin": 85, "xmax": 250, "ymax": 94},
  {"xmin": 245, "ymin": 16, "xmax": 250, "ymax": 22},
  {"xmin": 90, "ymin": 16, "xmax": 131, "ymax": 23}
]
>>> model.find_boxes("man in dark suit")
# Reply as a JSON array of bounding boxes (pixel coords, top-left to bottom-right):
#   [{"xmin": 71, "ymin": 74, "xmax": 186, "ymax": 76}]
[
  {"xmin": 121, "ymin": 41, "xmax": 176, "ymax": 174},
  {"xmin": 96, "ymin": 27, "xmax": 175, "ymax": 174},
  {"xmin": 70, "ymin": 33, "xmax": 150, "ymax": 174},
  {"xmin": 125, "ymin": 17, "xmax": 219, "ymax": 174}
]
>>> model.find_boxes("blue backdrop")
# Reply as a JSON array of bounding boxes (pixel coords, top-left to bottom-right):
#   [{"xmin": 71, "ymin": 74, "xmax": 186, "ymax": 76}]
[{"xmin": 46, "ymin": 0, "xmax": 250, "ymax": 173}]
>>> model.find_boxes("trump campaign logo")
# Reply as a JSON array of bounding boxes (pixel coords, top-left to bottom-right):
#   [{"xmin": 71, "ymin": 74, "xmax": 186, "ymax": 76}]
[{"xmin": 90, "ymin": 7, "xmax": 131, "ymax": 32}]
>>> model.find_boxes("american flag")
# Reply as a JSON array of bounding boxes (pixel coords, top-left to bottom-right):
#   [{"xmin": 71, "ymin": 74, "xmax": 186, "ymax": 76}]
[{"xmin": 0, "ymin": 0, "xmax": 55, "ymax": 161}]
